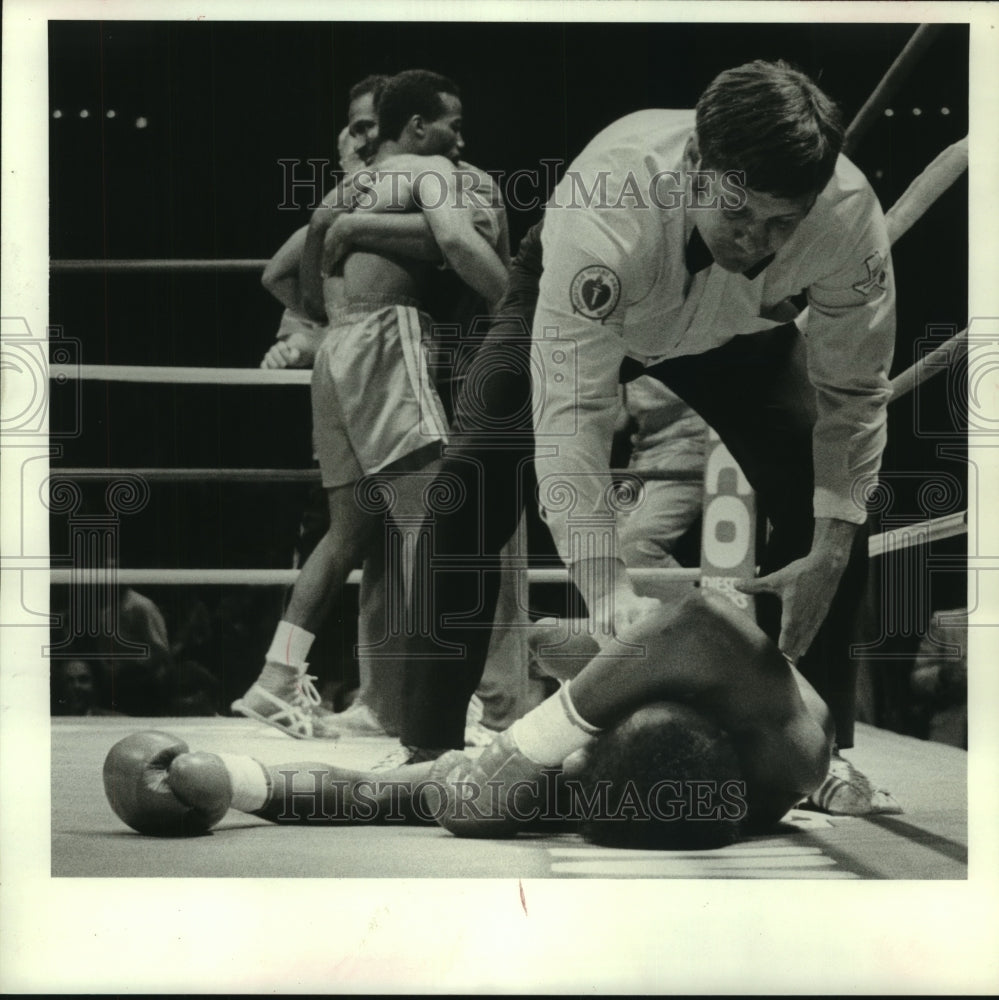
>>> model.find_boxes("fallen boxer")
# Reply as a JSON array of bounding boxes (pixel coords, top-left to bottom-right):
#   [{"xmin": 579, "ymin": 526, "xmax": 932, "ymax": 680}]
[{"xmin": 103, "ymin": 589, "xmax": 839, "ymax": 849}]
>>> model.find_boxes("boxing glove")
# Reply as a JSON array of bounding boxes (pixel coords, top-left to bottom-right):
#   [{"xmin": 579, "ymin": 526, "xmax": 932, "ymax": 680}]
[
  {"xmin": 103, "ymin": 731, "xmax": 233, "ymax": 836},
  {"xmin": 426, "ymin": 730, "xmax": 548, "ymax": 838}
]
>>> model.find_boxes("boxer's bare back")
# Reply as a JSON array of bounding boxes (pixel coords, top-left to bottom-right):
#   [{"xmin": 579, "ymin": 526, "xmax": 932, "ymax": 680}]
[{"xmin": 325, "ymin": 153, "xmax": 451, "ymax": 310}]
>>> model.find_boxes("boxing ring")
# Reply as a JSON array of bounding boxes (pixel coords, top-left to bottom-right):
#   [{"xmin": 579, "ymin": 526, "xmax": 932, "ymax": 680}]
[
  {"xmin": 51, "ymin": 714, "xmax": 966, "ymax": 879},
  {"xmin": 45, "ymin": 28, "xmax": 971, "ymax": 879}
]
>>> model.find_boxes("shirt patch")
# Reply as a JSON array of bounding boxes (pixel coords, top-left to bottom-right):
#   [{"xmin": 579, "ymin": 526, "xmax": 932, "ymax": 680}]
[
  {"xmin": 852, "ymin": 250, "xmax": 889, "ymax": 297},
  {"xmin": 570, "ymin": 266, "xmax": 621, "ymax": 322}
]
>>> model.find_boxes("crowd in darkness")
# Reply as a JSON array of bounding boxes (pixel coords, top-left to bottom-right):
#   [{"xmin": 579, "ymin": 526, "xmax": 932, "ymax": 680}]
[{"xmin": 47, "ymin": 21, "xmax": 970, "ymax": 749}]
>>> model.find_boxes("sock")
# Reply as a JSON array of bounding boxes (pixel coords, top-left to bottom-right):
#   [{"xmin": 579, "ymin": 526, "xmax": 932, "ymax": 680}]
[
  {"xmin": 216, "ymin": 753, "xmax": 270, "ymax": 812},
  {"xmin": 265, "ymin": 620, "xmax": 315, "ymax": 672},
  {"xmin": 509, "ymin": 684, "xmax": 602, "ymax": 766}
]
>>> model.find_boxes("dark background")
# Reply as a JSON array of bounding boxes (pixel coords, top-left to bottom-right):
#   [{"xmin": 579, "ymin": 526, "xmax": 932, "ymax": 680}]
[{"xmin": 47, "ymin": 20, "xmax": 969, "ymax": 713}]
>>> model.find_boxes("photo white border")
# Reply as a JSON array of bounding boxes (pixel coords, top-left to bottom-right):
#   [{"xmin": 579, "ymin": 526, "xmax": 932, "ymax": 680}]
[{"xmin": 2, "ymin": 0, "xmax": 998, "ymax": 992}]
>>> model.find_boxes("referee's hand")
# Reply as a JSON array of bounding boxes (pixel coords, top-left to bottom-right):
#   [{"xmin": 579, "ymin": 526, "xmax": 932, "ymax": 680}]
[{"xmin": 737, "ymin": 553, "xmax": 846, "ymax": 663}]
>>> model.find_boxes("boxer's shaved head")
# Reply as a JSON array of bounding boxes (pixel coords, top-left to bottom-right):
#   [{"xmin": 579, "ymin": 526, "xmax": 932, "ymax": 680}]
[
  {"xmin": 695, "ymin": 59, "xmax": 844, "ymax": 199},
  {"xmin": 579, "ymin": 701, "xmax": 745, "ymax": 849}
]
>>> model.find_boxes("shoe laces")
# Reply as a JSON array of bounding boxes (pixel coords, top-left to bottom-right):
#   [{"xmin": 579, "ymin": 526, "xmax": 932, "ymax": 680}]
[{"xmin": 292, "ymin": 672, "xmax": 323, "ymax": 710}]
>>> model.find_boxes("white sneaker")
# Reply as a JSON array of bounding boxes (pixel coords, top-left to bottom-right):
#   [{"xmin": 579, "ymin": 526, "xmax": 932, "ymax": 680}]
[
  {"xmin": 805, "ymin": 750, "xmax": 902, "ymax": 815},
  {"xmin": 330, "ymin": 700, "xmax": 389, "ymax": 738},
  {"xmin": 231, "ymin": 668, "xmax": 341, "ymax": 740}
]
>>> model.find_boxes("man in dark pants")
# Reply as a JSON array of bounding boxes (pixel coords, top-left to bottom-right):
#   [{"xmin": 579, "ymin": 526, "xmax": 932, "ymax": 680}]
[
  {"xmin": 399, "ymin": 62, "xmax": 896, "ymax": 811},
  {"xmin": 400, "ymin": 225, "xmax": 543, "ymax": 757}
]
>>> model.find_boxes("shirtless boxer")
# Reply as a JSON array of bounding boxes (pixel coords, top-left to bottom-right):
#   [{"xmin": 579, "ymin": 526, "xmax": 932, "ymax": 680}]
[
  {"xmin": 231, "ymin": 71, "xmax": 509, "ymax": 739},
  {"xmin": 104, "ymin": 588, "xmax": 834, "ymax": 849}
]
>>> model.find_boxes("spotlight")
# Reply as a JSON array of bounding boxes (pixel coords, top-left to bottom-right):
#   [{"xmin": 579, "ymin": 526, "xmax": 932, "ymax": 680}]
[
  {"xmin": 135, "ymin": 116, "xmax": 148, "ymax": 129},
  {"xmin": 52, "ymin": 109, "xmax": 63, "ymax": 119},
  {"xmin": 941, "ymin": 107, "xmax": 951, "ymax": 116},
  {"xmin": 883, "ymin": 108, "xmax": 894, "ymax": 118},
  {"xmin": 79, "ymin": 109, "xmax": 90, "ymax": 119},
  {"xmin": 912, "ymin": 107, "xmax": 922, "ymax": 117},
  {"xmin": 106, "ymin": 110, "xmax": 117, "ymax": 119}
]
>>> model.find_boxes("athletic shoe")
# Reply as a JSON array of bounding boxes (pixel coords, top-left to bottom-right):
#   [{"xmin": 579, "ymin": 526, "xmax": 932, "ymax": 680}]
[
  {"xmin": 805, "ymin": 750, "xmax": 902, "ymax": 815},
  {"xmin": 327, "ymin": 699, "xmax": 390, "ymax": 738},
  {"xmin": 231, "ymin": 665, "xmax": 341, "ymax": 740}
]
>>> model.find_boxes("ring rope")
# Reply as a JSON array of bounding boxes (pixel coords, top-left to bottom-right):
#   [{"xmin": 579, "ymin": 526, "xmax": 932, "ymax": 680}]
[
  {"xmin": 54, "ymin": 468, "xmax": 321, "ymax": 483},
  {"xmin": 887, "ymin": 327, "xmax": 966, "ymax": 404},
  {"xmin": 49, "ymin": 259, "xmax": 269, "ymax": 273},
  {"xmin": 48, "ymin": 566, "xmax": 703, "ymax": 586},
  {"xmin": 843, "ymin": 23, "xmax": 944, "ymax": 156},
  {"xmin": 885, "ymin": 137, "xmax": 968, "ymax": 245},
  {"xmin": 45, "ymin": 510, "xmax": 966, "ymax": 586},
  {"xmin": 867, "ymin": 510, "xmax": 967, "ymax": 559},
  {"xmin": 50, "ymin": 466, "xmax": 707, "ymax": 484},
  {"xmin": 49, "ymin": 363, "xmax": 311, "ymax": 385},
  {"xmin": 47, "ymin": 331, "xmax": 965, "ymax": 402}
]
